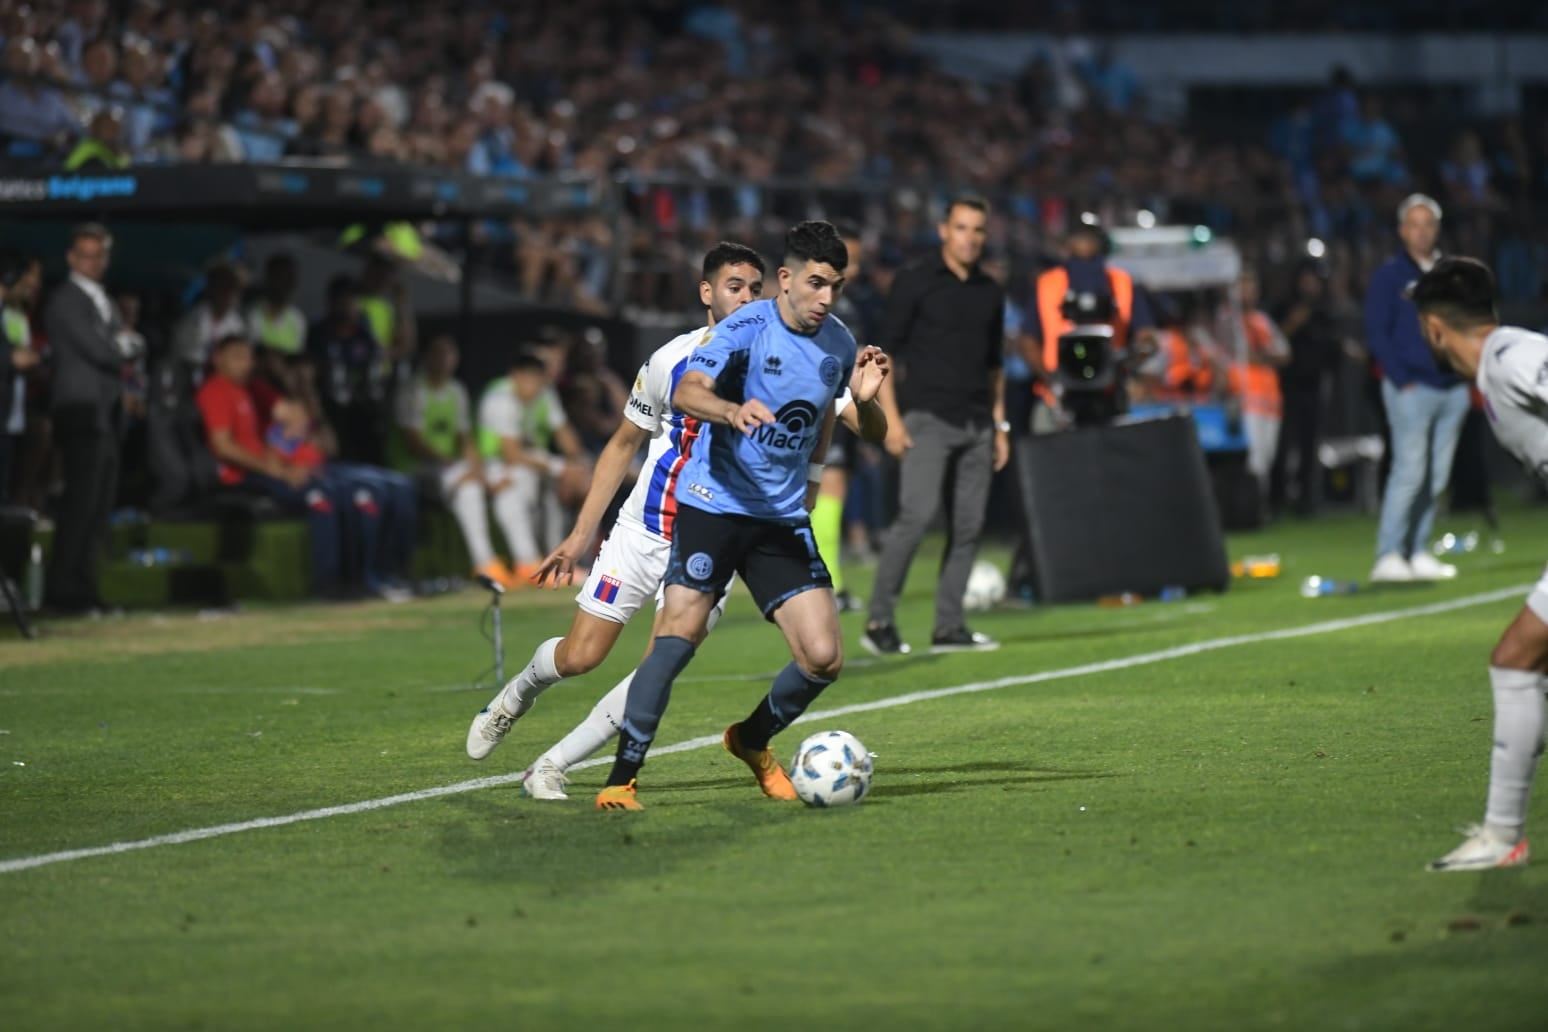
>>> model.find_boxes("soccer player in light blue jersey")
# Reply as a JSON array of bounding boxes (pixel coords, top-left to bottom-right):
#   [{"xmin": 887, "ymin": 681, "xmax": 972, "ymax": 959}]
[{"xmin": 596, "ymin": 220, "xmax": 890, "ymax": 809}]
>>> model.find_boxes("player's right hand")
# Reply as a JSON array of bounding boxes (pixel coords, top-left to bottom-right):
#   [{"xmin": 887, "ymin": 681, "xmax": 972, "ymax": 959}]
[
  {"xmin": 533, "ymin": 534, "xmax": 587, "ymax": 587},
  {"xmin": 731, "ymin": 399, "xmax": 775, "ymax": 434},
  {"xmin": 884, "ymin": 424, "xmax": 913, "ymax": 458}
]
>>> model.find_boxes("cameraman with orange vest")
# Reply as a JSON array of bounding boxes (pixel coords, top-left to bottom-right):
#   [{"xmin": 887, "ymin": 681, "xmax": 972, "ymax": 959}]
[{"xmin": 1023, "ymin": 217, "xmax": 1155, "ymax": 426}]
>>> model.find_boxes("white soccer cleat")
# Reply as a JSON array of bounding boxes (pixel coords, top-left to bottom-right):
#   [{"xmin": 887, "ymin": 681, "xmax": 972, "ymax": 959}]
[
  {"xmin": 1408, "ymin": 552, "xmax": 1458, "ymax": 581},
  {"xmin": 521, "ymin": 756, "xmax": 570, "ymax": 800},
  {"xmin": 1370, "ymin": 553, "xmax": 1414, "ymax": 583},
  {"xmin": 1427, "ymin": 825, "xmax": 1530, "ymax": 872},
  {"xmin": 465, "ymin": 690, "xmax": 527, "ymax": 761}
]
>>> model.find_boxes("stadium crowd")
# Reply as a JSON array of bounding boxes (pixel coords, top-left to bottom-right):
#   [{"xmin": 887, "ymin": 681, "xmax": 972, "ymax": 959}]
[{"xmin": 2, "ymin": 0, "xmax": 1547, "ymax": 612}]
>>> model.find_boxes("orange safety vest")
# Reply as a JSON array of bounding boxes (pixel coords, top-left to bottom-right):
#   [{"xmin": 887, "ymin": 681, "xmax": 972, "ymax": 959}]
[
  {"xmin": 1034, "ymin": 264, "xmax": 1134, "ymax": 374},
  {"xmin": 1157, "ymin": 327, "xmax": 1215, "ymax": 399},
  {"xmin": 1226, "ymin": 310, "xmax": 1283, "ymax": 418}
]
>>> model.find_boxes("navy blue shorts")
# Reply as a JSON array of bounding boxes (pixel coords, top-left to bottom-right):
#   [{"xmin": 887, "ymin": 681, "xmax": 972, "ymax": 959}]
[{"xmin": 664, "ymin": 503, "xmax": 831, "ymax": 619}]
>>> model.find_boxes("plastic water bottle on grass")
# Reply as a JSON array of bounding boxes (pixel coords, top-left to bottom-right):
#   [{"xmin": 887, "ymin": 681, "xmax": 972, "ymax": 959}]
[{"xmin": 1299, "ymin": 576, "xmax": 1359, "ymax": 599}]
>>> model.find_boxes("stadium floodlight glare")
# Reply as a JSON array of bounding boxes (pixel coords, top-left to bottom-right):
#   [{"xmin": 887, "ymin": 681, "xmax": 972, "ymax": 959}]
[
  {"xmin": 1306, "ymin": 237, "xmax": 1327, "ymax": 258},
  {"xmin": 1136, "ymin": 209, "xmax": 1156, "ymax": 228}
]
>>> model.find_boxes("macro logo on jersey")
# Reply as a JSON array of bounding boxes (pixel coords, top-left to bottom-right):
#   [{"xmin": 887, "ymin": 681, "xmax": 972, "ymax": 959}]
[
  {"xmin": 754, "ymin": 400, "xmax": 821, "ymax": 451},
  {"xmin": 593, "ymin": 574, "xmax": 623, "ymax": 605}
]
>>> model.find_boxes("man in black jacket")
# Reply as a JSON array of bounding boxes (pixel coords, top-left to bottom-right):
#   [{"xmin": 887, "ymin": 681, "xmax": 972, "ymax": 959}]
[{"xmin": 44, "ymin": 224, "xmax": 128, "ymax": 615}]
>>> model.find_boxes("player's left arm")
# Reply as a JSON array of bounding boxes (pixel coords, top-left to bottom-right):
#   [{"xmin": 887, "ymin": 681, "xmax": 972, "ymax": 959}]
[{"xmin": 843, "ymin": 345, "xmax": 890, "ymax": 442}]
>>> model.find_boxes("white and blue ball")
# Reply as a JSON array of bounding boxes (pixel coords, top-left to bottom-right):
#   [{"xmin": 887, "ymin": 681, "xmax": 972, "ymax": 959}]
[
  {"xmin": 790, "ymin": 730, "xmax": 874, "ymax": 808},
  {"xmin": 963, "ymin": 559, "xmax": 1007, "ymax": 611}
]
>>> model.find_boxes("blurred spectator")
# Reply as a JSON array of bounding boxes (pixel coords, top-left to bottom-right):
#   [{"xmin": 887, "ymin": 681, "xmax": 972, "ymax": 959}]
[
  {"xmin": 43, "ymin": 223, "xmax": 125, "ymax": 616},
  {"xmin": 233, "ymin": 71, "xmax": 296, "ymax": 162},
  {"xmin": 0, "ymin": 251, "xmax": 42, "ymax": 502},
  {"xmin": 194, "ymin": 333, "xmax": 347, "ymax": 598},
  {"xmin": 1228, "ymin": 270, "xmax": 1291, "ymax": 494},
  {"xmin": 392, "ymin": 332, "xmax": 511, "ymax": 587},
  {"xmin": 1342, "ymin": 94, "xmax": 1405, "ymax": 186},
  {"xmin": 476, "ymin": 351, "xmax": 590, "ymax": 582},
  {"xmin": 0, "ymin": 37, "xmax": 79, "ymax": 151},
  {"xmin": 357, "ymin": 253, "xmax": 416, "ymax": 365},
  {"xmin": 108, "ymin": 39, "xmax": 172, "ymax": 156},
  {"xmin": 1365, "ymin": 193, "xmax": 1468, "ymax": 583},
  {"xmin": 247, "ymin": 253, "xmax": 307, "ymax": 357},
  {"xmin": 63, "ymin": 107, "xmax": 130, "ymax": 169},
  {"xmin": 173, "ymin": 262, "xmax": 244, "ymax": 366},
  {"xmin": 1271, "ymin": 260, "xmax": 1341, "ymax": 517},
  {"xmin": 308, "ymin": 275, "xmax": 387, "ymax": 465}
]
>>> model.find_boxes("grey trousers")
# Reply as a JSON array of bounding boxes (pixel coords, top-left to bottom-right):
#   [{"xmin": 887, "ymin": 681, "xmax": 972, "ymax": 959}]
[{"xmin": 868, "ymin": 410, "xmax": 994, "ymax": 633}]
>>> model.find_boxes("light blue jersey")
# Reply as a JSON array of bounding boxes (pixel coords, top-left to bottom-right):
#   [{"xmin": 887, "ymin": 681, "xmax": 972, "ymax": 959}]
[{"xmin": 679, "ymin": 298, "xmax": 856, "ymax": 522}]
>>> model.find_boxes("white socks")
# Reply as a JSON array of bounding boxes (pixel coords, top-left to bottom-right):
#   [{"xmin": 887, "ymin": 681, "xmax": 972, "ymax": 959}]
[
  {"xmin": 500, "ymin": 636, "xmax": 563, "ymax": 715},
  {"xmin": 539, "ymin": 673, "xmax": 632, "ymax": 771},
  {"xmin": 1484, "ymin": 665, "xmax": 1547, "ymax": 843},
  {"xmin": 449, "ymin": 480, "xmax": 496, "ymax": 569}
]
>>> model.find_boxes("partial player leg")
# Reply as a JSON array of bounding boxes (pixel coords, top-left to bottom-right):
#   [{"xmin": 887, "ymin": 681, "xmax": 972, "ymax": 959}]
[
  {"xmin": 525, "ymin": 590, "xmax": 729, "ymax": 799},
  {"xmin": 814, "ymin": 467, "xmax": 851, "ymax": 604},
  {"xmin": 1430, "ymin": 593, "xmax": 1548, "ymax": 871},
  {"xmin": 597, "ymin": 585, "xmax": 719, "ymax": 808},
  {"xmin": 723, "ymin": 523, "xmax": 843, "ymax": 799}
]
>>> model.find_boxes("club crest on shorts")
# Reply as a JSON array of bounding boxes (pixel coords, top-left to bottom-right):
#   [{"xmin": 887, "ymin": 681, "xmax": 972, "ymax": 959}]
[
  {"xmin": 686, "ymin": 552, "xmax": 715, "ymax": 580},
  {"xmin": 593, "ymin": 574, "xmax": 622, "ymax": 604},
  {"xmin": 819, "ymin": 355, "xmax": 842, "ymax": 387}
]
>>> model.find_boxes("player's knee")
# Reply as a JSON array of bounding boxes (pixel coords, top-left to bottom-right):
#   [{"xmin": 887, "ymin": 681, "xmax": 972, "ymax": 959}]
[
  {"xmin": 556, "ymin": 636, "xmax": 607, "ymax": 676},
  {"xmin": 802, "ymin": 640, "xmax": 844, "ymax": 681}
]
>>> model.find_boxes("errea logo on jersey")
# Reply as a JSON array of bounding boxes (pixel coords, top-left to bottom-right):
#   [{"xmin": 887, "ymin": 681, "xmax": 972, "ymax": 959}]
[{"xmin": 764, "ymin": 354, "xmax": 783, "ymax": 376}]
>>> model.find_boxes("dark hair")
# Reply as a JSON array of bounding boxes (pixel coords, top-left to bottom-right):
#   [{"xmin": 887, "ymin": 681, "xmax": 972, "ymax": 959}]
[
  {"xmin": 212, "ymin": 332, "xmax": 251, "ymax": 352},
  {"xmin": 946, "ymin": 195, "xmax": 989, "ymax": 218},
  {"xmin": 510, "ymin": 351, "xmax": 547, "ymax": 374},
  {"xmin": 701, "ymin": 241, "xmax": 766, "ymax": 282},
  {"xmin": 70, "ymin": 222, "xmax": 111, "ymax": 250},
  {"xmin": 1409, "ymin": 256, "xmax": 1498, "ymax": 329},
  {"xmin": 783, "ymin": 220, "xmax": 848, "ymax": 272}
]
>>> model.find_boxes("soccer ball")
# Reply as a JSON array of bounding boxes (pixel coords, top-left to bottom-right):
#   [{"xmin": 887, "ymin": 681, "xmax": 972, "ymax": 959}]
[
  {"xmin": 789, "ymin": 730, "xmax": 873, "ymax": 808},
  {"xmin": 963, "ymin": 559, "xmax": 1007, "ymax": 611}
]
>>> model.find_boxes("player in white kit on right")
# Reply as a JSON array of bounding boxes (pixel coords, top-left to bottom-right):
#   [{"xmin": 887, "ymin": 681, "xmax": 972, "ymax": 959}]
[{"xmin": 1411, "ymin": 256, "xmax": 1548, "ymax": 871}]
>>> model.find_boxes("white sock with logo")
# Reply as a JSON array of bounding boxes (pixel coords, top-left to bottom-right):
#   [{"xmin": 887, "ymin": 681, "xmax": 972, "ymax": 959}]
[
  {"xmin": 500, "ymin": 637, "xmax": 563, "ymax": 714},
  {"xmin": 541, "ymin": 672, "xmax": 631, "ymax": 771}
]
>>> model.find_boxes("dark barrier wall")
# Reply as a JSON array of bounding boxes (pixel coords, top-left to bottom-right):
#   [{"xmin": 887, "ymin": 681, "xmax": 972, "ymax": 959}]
[{"xmin": 1013, "ymin": 415, "xmax": 1231, "ymax": 603}]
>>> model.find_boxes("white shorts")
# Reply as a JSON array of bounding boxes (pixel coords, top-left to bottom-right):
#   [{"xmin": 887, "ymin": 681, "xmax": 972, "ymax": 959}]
[
  {"xmin": 1528, "ymin": 563, "xmax": 1548, "ymax": 624},
  {"xmin": 576, "ymin": 519, "xmax": 733, "ymax": 625}
]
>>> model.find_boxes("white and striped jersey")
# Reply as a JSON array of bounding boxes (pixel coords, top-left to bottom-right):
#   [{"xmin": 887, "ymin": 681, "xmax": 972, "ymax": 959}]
[
  {"xmin": 1477, "ymin": 326, "xmax": 1548, "ymax": 483},
  {"xmin": 615, "ymin": 325, "xmax": 857, "ymax": 540},
  {"xmin": 615, "ymin": 327, "xmax": 715, "ymax": 540}
]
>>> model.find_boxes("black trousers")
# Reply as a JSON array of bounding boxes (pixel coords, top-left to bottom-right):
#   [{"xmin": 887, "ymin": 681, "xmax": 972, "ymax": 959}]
[
  {"xmin": 46, "ymin": 402, "xmax": 122, "ymax": 609},
  {"xmin": 1271, "ymin": 383, "xmax": 1321, "ymax": 515}
]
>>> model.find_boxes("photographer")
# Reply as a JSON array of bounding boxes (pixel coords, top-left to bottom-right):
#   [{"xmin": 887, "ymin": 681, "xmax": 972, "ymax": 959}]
[{"xmin": 1025, "ymin": 217, "xmax": 1155, "ymax": 428}]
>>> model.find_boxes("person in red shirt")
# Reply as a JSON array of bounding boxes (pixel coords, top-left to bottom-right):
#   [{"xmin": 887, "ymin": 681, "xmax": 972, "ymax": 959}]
[{"xmin": 195, "ymin": 333, "xmax": 344, "ymax": 596}]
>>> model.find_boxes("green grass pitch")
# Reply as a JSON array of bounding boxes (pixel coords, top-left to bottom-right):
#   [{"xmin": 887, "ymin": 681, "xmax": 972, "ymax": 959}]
[{"xmin": 3, "ymin": 506, "xmax": 1548, "ymax": 1030}]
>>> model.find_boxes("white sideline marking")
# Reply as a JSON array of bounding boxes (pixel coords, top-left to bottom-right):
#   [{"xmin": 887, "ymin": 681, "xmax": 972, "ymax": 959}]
[{"xmin": 0, "ymin": 585, "xmax": 1525, "ymax": 876}]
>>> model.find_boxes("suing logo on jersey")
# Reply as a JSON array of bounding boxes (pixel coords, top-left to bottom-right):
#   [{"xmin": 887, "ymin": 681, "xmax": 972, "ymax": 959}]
[{"xmin": 593, "ymin": 574, "xmax": 623, "ymax": 604}]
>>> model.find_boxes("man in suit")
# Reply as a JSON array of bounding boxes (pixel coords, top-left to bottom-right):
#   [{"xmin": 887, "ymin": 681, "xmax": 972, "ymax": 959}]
[{"xmin": 44, "ymin": 223, "xmax": 128, "ymax": 615}]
